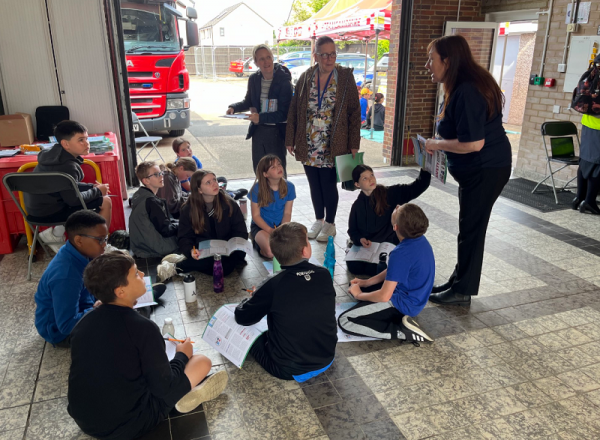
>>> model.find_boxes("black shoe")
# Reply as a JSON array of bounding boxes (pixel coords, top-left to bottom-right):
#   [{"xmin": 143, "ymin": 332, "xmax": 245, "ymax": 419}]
[
  {"xmin": 579, "ymin": 201, "xmax": 600, "ymax": 215},
  {"xmin": 572, "ymin": 197, "xmax": 582, "ymax": 210},
  {"xmin": 152, "ymin": 283, "xmax": 167, "ymax": 300},
  {"xmin": 431, "ymin": 277, "xmax": 455, "ymax": 294},
  {"xmin": 400, "ymin": 316, "xmax": 434, "ymax": 343},
  {"xmin": 232, "ymin": 188, "xmax": 249, "ymax": 200},
  {"xmin": 429, "ymin": 288, "xmax": 471, "ymax": 306}
]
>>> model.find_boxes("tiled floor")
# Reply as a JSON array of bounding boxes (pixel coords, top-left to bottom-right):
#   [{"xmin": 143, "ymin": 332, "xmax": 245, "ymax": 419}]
[{"xmin": 2, "ymin": 167, "xmax": 600, "ymax": 440}]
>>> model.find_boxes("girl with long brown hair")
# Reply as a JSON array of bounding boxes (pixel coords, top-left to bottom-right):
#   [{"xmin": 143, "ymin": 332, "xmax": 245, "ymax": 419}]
[
  {"xmin": 424, "ymin": 34, "xmax": 512, "ymax": 306},
  {"xmin": 158, "ymin": 170, "xmax": 249, "ymax": 279},
  {"xmin": 347, "ymin": 165, "xmax": 431, "ymax": 276},
  {"xmin": 249, "ymin": 154, "xmax": 296, "ymax": 258}
]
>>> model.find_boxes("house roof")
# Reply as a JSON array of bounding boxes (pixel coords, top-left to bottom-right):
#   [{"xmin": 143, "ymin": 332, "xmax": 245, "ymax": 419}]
[{"xmin": 199, "ymin": 2, "xmax": 272, "ymax": 30}]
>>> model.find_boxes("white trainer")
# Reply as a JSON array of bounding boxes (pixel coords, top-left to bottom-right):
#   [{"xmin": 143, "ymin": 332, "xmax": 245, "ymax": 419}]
[
  {"xmin": 162, "ymin": 253, "xmax": 187, "ymax": 264},
  {"xmin": 157, "ymin": 261, "xmax": 178, "ymax": 282},
  {"xmin": 175, "ymin": 370, "xmax": 229, "ymax": 413},
  {"xmin": 307, "ymin": 220, "xmax": 324, "ymax": 239},
  {"xmin": 38, "ymin": 227, "xmax": 66, "ymax": 245},
  {"xmin": 316, "ymin": 222, "xmax": 336, "ymax": 242}
]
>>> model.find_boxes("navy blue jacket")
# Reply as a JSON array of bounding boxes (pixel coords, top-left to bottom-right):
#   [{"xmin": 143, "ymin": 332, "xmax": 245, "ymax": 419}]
[
  {"xmin": 34, "ymin": 241, "xmax": 95, "ymax": 344},
  {"xmin": 229, "ymin": 63, "xmax": 293, "ymax": 140}
]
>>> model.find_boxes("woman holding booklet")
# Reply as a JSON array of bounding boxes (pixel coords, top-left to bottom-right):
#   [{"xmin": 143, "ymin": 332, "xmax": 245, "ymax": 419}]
[
  {"xmin": 157, "ymin": 170, "xmax": 249, "ymax": 280},
  {"xmin": 424, "ymin": 35, "xmax": 511, "ymax": 306},
  {"xmin": 286, "ymin": 36, "xmax": 361, "ymax": 242},
  {"xmin": 226, "ymin": 44, "xmax": 293, "ymax": 174}
]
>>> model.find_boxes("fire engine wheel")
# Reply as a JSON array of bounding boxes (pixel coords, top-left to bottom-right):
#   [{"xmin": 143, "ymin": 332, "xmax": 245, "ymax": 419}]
[
  {"xmin": 235, "ymin": 73, "xmax": 243, "ymax": 77},
  {"xmin": 169, "ymin": 129, "xmax": 185, "ymax": 137}
]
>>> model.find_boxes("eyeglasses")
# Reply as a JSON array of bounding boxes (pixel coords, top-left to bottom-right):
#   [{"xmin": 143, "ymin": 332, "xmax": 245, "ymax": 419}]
[
  {"xmin": 79, "ymin": 234, "xmax": 109, "ymax": 245},
  {"xmin": 317, "ymin": 52, "xmax": 337, "ymax": 60},
  {"xmin": 147, "ymin": 171, "xmax": 165, "ymax": 179}
]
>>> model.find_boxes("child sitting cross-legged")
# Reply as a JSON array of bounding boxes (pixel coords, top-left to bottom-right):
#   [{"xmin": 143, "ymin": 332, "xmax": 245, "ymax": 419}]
[
  {"xmin": 156, "ymin": 157, "xmax": 197, "ymax": 219},
  {"xmin": 130, "ymin": 161, "xmax": 179, "ymax": 258},
  {"xmin": 339, "ymin": 203, "xmax": 435, "ymax": 344},
  {"xmin": 35, "ymin": 210, "xmax": 108, "ymax": 347},
  {"xmin": 235, "ymin": 222, "xmax": 337, "ymax": 381},
  {"xmin": 68, "ymin": 252, "xmax": 228, "ymax": 440},
  {"xmin": 173, "ymin": 138, "xmax": 202, "ymax": 192},
  {"xmin": 250, "ymin": 154, "xmax": 296, "ymax": 258}
]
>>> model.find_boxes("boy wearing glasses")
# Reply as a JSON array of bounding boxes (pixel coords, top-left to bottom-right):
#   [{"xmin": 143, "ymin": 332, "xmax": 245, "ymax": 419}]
[
  {"xmin": 129, "ymin": 161, "xmax": 179, "ymax": 258},
  {"xmin": 35, "ymin": 211, "xmax": 108, "ymax": 347}
]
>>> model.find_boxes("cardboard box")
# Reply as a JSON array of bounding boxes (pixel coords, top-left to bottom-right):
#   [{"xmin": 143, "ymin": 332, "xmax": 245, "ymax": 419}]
[{"xmin": 0, "ymin": 113, "xmax": 35, "ymax": 147}]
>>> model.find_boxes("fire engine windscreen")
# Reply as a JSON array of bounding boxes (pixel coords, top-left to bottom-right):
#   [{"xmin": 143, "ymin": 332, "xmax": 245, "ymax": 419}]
[{"xmin": 121, "ymin": 1, "xmax": 180, "ymax": 53}]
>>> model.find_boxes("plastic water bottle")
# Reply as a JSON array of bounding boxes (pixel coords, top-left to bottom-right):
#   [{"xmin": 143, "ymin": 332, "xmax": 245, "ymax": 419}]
[
  {"xmin": 162, "ymin": 318, "xmax": 175, "ymax": 337},
  {"xmin": 213, "ymin": 254, "xmax": 224, "ymax": 293},
  {"xmin": 273, "ymin": 256, "xmax": 281, "ymax": 273},
  {"xmin": 377, "ymin": 252, "xmax": 388, "ymax": 275},
  {"xmin": 324, "ymin": 236, "xmax": 336, "ymax": 279},
  {"xmin": 183, "ymin": 273, "xmax": 197, "ymax": 303}
]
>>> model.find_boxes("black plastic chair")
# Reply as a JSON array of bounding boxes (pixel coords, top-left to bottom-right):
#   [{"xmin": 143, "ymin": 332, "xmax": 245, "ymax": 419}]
[
  {"xmin": 2, "ymin": 172, "xmax": 87, "ymax": 280},
  {"xmin": 532, "ymin": 121, "xmax": 580, "ymax": 204}
]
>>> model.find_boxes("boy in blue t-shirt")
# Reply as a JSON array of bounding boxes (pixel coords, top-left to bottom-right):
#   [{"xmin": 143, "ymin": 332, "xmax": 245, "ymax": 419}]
[{"xmin": 339, "ymin": 203, "xmax": 435, "ymax": 343}]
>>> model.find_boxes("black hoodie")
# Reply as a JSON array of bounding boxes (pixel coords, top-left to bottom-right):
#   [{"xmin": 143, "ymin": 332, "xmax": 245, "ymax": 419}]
[
  {"xmin": 23, "ymin": 143, "xmax": 102, "ymax": 217},
  {"xmin": 348, "ymin": 169, "xmax": 431, "ymax": 246},
  {"xmin": 229, "ymin": 63, "xmax": 293, "ymax": 140}
]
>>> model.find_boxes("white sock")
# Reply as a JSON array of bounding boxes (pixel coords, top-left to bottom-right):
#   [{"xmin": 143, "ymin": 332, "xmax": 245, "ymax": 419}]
[{"xmin": 52, "ymin": 226, "xmax": 65, "ymax": 237}]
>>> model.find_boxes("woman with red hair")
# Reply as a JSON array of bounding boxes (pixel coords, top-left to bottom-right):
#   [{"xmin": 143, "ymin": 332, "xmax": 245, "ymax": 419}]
[{"xmin": 424, "ymin": 35, "xmax": 512, "ymax": 306}]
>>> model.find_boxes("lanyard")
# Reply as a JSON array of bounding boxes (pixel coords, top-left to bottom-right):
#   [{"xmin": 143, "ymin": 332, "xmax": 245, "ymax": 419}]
[{"xmin": 317, "ymin": 70, "xmax": 334, "ymax": 111}]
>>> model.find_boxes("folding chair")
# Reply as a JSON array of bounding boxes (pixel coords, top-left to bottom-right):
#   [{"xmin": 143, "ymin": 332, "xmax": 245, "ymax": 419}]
[
  {"xmin": 532, "ymin": 121, "xmax": 580, "ymax": 204},
  {"xmin": 2, "ymin": 172, "xmax": 88, "ymax": 280},
  {"xmin": 132, "ymin": 112, "xmax": 164, "ymax": 162}
]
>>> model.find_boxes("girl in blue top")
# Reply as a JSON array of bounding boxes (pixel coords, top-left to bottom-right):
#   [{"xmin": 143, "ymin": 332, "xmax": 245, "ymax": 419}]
[{"xmin": 250, "ymin": 155, "xmax": 296, "ymax": 258}]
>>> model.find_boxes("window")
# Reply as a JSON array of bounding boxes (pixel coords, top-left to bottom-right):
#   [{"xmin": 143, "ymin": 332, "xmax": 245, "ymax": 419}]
[{"xmin": 220, "ymin": 27, "xmax": 225, "ymax": 37}]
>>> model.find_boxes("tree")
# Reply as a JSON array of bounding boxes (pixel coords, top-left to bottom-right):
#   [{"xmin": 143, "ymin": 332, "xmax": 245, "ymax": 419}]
[{"xmin": 378, "ymin": 39, "xmax": 389, "ymax": 58}]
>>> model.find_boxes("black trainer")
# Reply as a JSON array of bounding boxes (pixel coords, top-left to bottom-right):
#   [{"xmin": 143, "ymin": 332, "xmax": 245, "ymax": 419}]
[{"xmin": 400, "ymin": 316, "xmax": 434, "ymax": 343}]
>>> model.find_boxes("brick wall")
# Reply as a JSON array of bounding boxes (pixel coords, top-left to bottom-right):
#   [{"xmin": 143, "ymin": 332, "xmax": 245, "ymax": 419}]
[
  {"xmin": 482, "ymin": 0, "xmax": 547, "ymax": 14},
  {"xmin": 384, "ymin": 0, "xmax": 484, "ymax": 164},
  {"xmin": 514, "ymin": 0, "xmax": 600, "ymax": 184}
]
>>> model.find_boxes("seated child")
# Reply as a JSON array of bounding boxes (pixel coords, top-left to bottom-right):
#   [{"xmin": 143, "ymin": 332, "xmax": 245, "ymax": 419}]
[
  {"xmin": 24, "ymin": 120, "xmax": 112, "ymax": 249},
  {"xmin": 339, "ymin": 203, "xmax": 434, "ymax": 343},
  {"xmin": 348, "ymin": 164, "xmax": 431, "ymax": 276},
  {"xmin": 158, "ymin": 170, "xmax": 248, "ymax": 280},
  {"xmin": 130, "ymin": 161, "xmax": 179, "ymax": 258},
  {"xmin": 250, "ymin": 155, "xmax": 296, "ymax": 258},
  {"xmin": 68, "ymin": 252, "xmax": 228, "ymax": 440},
  {"xmin": 157, "ymin": 157, "xmax": 197, "ymax": 219},
  {"xmin": 173, "ymin": 138, "xmax": 202, "ymax": 192},
  {"xmin": 34, "ymin": 211, "xmax": 107, "ymax": 347},
  {"xmin": 235, "ymin": 222, "xmax": 337, "ymax": 381}
]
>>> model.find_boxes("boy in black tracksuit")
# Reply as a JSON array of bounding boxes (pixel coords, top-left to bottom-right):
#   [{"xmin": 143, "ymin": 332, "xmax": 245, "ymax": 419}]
[{"xmin": 235, "ymin": 222, "xmax": 337, "ymax": 381}]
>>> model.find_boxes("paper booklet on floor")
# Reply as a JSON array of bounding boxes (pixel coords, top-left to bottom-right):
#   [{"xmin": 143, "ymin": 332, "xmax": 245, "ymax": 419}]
[
  {"xmin": 202, "ymin": 305, "xmax": 268, "ymax": 368},
  {"xmin": 345, "ymin": 242, "xmax": 396, "ymax": 264},
  {"xmin": 413, "ymin": 134, "xmax": 447, "ymax": 184},
  {"xmin": 196, "ymin": 237, "xmax": 252, "ymax": 260},
  {"xmin": 133, "ymin": 277, "xmax": 157, "ymax": 309}
]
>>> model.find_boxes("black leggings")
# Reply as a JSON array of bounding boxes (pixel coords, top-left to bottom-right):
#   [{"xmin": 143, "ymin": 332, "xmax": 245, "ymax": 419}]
[
  {"xmin": 304, "ymin": 165, "xmax": 339, "ymax": 224},
  {"xmin": 576, "ymin": 167, "xmax": 600, "ymax": 208},
  {"xmin": 176, "ymin": 251, "xmax": 246, "ymax": 276}
]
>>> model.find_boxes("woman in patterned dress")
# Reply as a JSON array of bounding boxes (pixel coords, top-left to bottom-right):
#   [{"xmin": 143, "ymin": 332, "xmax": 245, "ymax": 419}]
[{"xmin": 285, "ymin": 36, "xmax": 361, "ymax": 242}]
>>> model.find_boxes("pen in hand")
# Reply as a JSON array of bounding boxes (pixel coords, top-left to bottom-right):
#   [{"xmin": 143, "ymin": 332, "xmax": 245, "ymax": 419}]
[{"xmin": 164, "ymin": 337, "xmax": 195, "ymax": 344}]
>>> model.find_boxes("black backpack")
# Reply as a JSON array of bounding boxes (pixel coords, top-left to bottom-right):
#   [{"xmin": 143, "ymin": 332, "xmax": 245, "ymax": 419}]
[{"xmin": 571, "ymin": 59, "xmax": 600, "ymax": 115}]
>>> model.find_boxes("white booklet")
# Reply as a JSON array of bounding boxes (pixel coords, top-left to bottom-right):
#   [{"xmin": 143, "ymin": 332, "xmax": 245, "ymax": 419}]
[
  {"xmin": 164, "ymin": 333, "xmax": 177, "ymax": 361},
  {"xmin": 202, "ymin": 304, "xmax": 267, "ymax": 368},
  {"xmin": 133, "ymin": 277, "xmax": 158, "ymax": 309},
  {"xmin": 220, "ymin": 113, "xmax": 251, "ymax": 119},
  {"xmin": 413, "ymin": 134, "xmax": 447, "ymax": 184},
  {"xmin": 345, "ymin": 242, "xmax": 396, "ymax": 264},
  {"xmin": 196, "ymin": 237, "xmax": 252, "ymax": 260}
]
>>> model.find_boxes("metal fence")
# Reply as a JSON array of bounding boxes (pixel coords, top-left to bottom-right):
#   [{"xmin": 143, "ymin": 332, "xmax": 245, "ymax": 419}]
[{"xmin": 186, "ymin": 43, "xmax": 378, "ymax": 79}]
